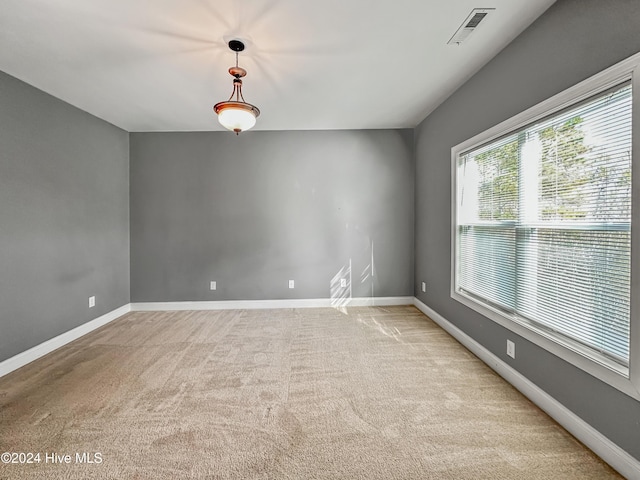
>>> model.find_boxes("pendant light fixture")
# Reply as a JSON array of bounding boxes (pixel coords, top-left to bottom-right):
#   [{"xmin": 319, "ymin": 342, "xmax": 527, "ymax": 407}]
[{"xmin": 213, "ymin": 40, "xmax": 260, "ymax": 134}]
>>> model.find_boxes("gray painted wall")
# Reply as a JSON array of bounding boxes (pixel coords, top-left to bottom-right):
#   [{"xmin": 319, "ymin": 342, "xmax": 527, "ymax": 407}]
[
  {"xmin": 0, "ymin": 71, "xmax": 130, "ymax": 363},
  {"xmin": 414, "ymin": 0, "xmax": 640, "ymax": 461},
  {"xmin": 130, "ymin": 130, "xmax": 414, "ymax": 302}
]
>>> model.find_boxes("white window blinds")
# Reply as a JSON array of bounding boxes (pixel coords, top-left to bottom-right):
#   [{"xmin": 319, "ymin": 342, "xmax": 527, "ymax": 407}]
[{"xmin": 455, "ymin": 81, "xmax": 632, "ymax": 368}]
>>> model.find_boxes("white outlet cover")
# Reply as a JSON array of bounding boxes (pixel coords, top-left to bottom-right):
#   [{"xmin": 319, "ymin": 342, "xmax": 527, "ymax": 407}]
[
  {"xmin": 421, "ymin": 281, "xmax": 426, "ymax": 292},
  {"xmin": 507, "ymin": 340, "xmax": 516, "ymax": 359},
  {"xmin": 340, "ymin": 278, "xmax": 347, "ymax": 287},
  {"xmin": 210, "ymin": 281, "xmax": 217, "ymax": 291},
  {"xmin": 89, "ymin": 296, "xmax": 96, "ymax": 308},
  {"xmin": 289, "ymin": 280, "xmax": 295, "ymax": 289}
]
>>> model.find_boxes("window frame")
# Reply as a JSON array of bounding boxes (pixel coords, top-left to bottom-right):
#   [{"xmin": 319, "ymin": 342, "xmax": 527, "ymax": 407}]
[{"xmin": 450, "ymin": 52, "xmax": 640, "ymax": 400}]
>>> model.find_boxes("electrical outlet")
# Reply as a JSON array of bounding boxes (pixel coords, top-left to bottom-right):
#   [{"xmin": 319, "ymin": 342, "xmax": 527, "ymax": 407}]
[
  {"xmin": 210, "ymin": 281, "xmax": 217, "ymax": 291},
  {"xmin": 421, "ymin": 281, "xmax": 426, "ymax": 292},
  {"xmin": 88, "ymin": 296, "xmax": 96, "ymax": 308},
  {"xmin": 507, "ymin": 340, "xmax": 515, "ymax": 359},
  {"xmin": 340, "ymin": 278, "xmax": 347, "ymax": 288},
  {"xmin": 289, "ymin": 280, "xmax": 295, "ymax": 289}
]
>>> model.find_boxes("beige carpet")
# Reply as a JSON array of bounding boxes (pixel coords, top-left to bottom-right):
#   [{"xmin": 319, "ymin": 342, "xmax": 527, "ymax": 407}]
[{"xmin": 0, "ymin": 306, "xmax": 622, "ymax": 479}]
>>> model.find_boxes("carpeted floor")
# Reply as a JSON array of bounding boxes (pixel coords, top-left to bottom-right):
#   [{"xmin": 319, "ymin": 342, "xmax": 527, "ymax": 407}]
[{"xmin": 0, "ymin": 306, "xmax": 622, "ymax": 479}]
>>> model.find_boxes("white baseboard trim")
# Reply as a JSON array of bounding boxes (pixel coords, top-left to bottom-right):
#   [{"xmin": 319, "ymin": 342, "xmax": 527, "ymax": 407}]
[
  {"xmin": 0, "ymin": 304, "xmax": 131, "ymax": 379},
  {"xmin": 130, "ymin": 296, "xmax": 414, "ymax": 311},
  {"xmin": 412, "ymin": 298, "xmax": 640, "ymax": 480}
]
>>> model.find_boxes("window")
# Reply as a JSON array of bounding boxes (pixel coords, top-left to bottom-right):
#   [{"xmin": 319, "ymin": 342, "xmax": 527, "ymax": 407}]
[{"xmin": 452, "ymin": 53, "xmax": 640, "ymax": 399}]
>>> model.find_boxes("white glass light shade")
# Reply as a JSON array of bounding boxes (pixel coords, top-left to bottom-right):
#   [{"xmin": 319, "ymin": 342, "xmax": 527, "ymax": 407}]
[{"xmin": 214, "ymin": 101, "xmax": 259, "ymax": 133}]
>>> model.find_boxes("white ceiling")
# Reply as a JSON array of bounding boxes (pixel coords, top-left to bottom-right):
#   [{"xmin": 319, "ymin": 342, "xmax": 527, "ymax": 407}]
[{"xmin": 0, "ymin": 0, "xmax": 556, "ymax": 132}]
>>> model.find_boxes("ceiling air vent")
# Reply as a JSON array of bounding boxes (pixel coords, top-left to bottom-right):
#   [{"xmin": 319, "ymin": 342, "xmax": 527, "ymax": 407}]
[{"xmin": 447, "ymin": 8, "xmax": 495, "ymax": 45}]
